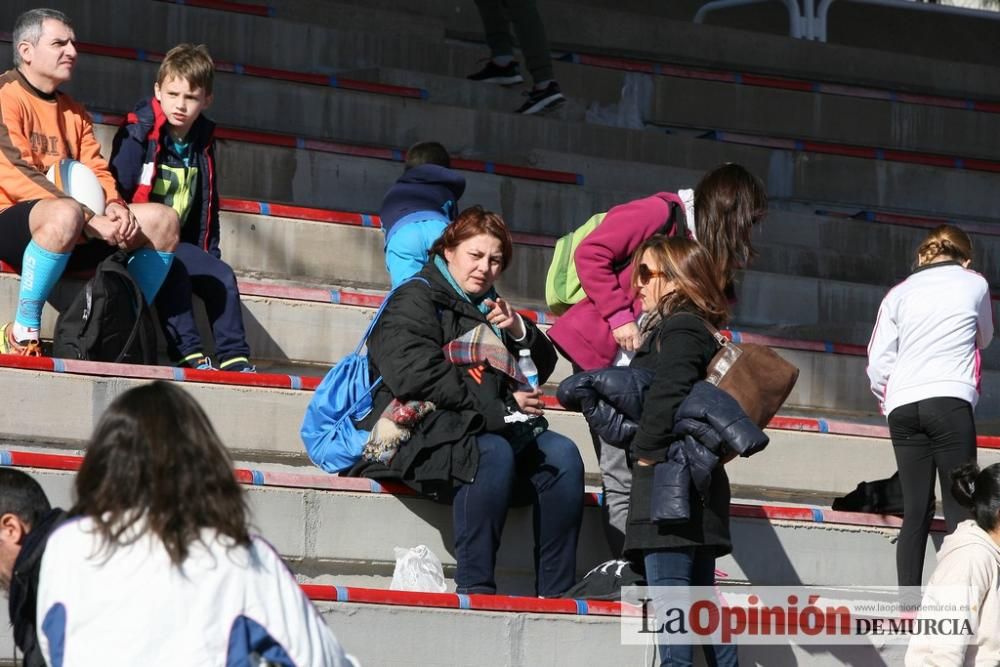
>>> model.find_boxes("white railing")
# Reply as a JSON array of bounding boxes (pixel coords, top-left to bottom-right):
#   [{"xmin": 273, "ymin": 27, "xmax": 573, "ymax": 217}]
[{"xmin": 694, "ymin": 0, "xmax": 1000, "ymax": 41}]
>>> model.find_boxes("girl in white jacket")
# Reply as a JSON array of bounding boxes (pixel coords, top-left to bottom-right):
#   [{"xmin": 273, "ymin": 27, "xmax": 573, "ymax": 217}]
[
  {"xmin": 36, "ymin": 381, "xmax": 357, "ymax": 667},
  {"xmin": 906, "ymin": 462, "xmax": 1000, "ymax": 666},
  {"xmin": 867, "ymin": 225, "xmax": 993, "ymax": 588}
]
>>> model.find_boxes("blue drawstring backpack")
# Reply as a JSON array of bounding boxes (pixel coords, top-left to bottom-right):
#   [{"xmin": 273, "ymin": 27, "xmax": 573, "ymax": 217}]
[{"xmin": 301, "ymin": 278, "xmax": 428, "ymax": 473}]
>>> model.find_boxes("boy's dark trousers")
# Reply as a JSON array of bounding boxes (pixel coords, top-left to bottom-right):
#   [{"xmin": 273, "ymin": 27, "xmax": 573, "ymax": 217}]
[{"xmin": 154, "ymin": 242, "xmax": 251, "ymax": 364}]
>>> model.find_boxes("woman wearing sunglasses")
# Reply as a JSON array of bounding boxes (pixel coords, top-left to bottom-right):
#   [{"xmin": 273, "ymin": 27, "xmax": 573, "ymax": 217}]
[
  {"xmin": 549, "ymin": 164, "xmax": 766, "ymax": 557},
  {"xmin": 625, "ymin": 235, "xmax": 738, "ymax": 667}
]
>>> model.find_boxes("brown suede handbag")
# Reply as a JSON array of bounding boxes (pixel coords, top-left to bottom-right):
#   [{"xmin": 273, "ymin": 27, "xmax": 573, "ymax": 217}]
[{"xmin": 700, "ymin": 320, "xmax": 800, "ymax": 429}]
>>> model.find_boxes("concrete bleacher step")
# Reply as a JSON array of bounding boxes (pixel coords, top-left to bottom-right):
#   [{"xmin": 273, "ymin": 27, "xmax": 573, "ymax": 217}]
[
  {"xmin": 4, "ymin": 449, "xmax": 952, "ymax": 592},
  {"xmin": 4, "ymin": 356, "xmax": 1000, "ymax": 499}
]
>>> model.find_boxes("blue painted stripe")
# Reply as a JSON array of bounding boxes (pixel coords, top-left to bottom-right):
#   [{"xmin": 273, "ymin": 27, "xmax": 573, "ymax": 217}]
[
  {"xmin": 793, "ymin": 140, "xmax": 804, "ymax": 151},
  {"xmin": 652, "ymin": 64, "xmax": 663, "ymax": 76},
  {"xmin": 729, "ymin": 331, "xmax": 742, "ymax": 344},
  {"xmin": 369, "ymin": 480, "xmax": 382, "ymax": 493},
  {"xmin": 811, "ymin": 82, "xmax": 821, "ymax": 93},
  {"xmin": 361, "ymin": 214, "xmax": 375, "ymax": 227},
  {"xmin": 457, "ymin": 594, "xmax": 471, "ymax": 610},
  {"xmin": 0, "ymin": 451, "xmax": 12, "ymax": 465},
  {"xmin": 575, "ymin": 600, "xmax": 589, "ymax": 615},
  {"xmin": 824, "ymin": 341, "xmax": 834, "ymax": 353},
  {"xmin": 259, "ymin": 201, "xmax": 271, "ymax": 215},
  {"xmin": 52, "ymin": 359, "xmax": 66, "ymax": 373},
  {"xmin": 289, "ymin": 375, "xmax": 303, "ymax": 390},
  {"xmin": 234, "ymin": 63, "xmax": 245, "ymax": 75},
  {"xmin": 484, "ymin": 162, "xmax": 496, "ymax": 174},
  {"xmin": 295, "ymin": 138, "xmax": 306, "ymax": 149},
  {"xmin": 419, "ymin": 88, "xmax": 429, "ymax": 100},
  {"xmin": 875, "ymin": 149, "xmax": 885, "ymax": 160},
  {"xmin": 733, "ymin": 73, "xmax": 743, "ymax": 84},
  {"xmin": 596, "ymin": 492, "xmax": 604, "ymax": 507},
  {"xmin": 575, "ymin": 174, "xmax": 585, "ymax": 186},
  {"xmin": 136, "ymin": 49, "xmax": 148, "ymax": 62},
  {"xmin": 335, "ymin": 586, "xmax": 349, "ymax": 602},
  {"xmin": 329, "ymin": 290, "xmax": 341, "ymax": 304},
  {"xmin": 817, "ymin": 419, "xmax": 830, "ymax": 433},
  {"xmin": 328, "ymin": 75, "xmax": 339, "ymax": 87},
  {"xmin": 91, "ymin": 111, "xmax": 104, "ymax": 123},
  {"xmin": 955, "ymin": 158, "xmax": 964, "ymax": 170},
  {"xmin": 864, "ymin": 211, "xmax": 876, "ymax": 222},
  {"xmin": 391, "ymin": 149, "xmax": 404, "ymax": 162},
  {"xmin": 172, "ymin": 367, "xmax": 186, "ymax": 381},
  {"xmin": 966, "ymin": 100, "xmax": 975, "ymax": 111},
  {"xmin": 810, "ymin": 508, "xmax": 824, "ymax": 522},
  {"xmin": 266, "ymin": 6, "xmax": 276, "ymax": 17},
  {"xmin": 251, "ymin": 470, "xmax": 265, "ymax": 485},
  {"xmin": 889, "ymin": 91, "xmax": 898, "ymax": 102}
]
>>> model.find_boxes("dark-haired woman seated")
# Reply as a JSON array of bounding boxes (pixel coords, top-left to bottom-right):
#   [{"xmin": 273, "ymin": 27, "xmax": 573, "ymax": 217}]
[
  {"xmin": 36, "ymin": 381, "xmax": 355, "ymax": 666},
  {"xmin": 357, "ymin": 206, "xmax": 584, "ymax": 597}
]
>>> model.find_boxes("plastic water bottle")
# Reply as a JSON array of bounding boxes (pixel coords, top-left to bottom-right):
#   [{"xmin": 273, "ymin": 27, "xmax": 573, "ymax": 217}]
[{"xmin": 517, "ymin": 349, "xmax": 539, "ymax": 390}]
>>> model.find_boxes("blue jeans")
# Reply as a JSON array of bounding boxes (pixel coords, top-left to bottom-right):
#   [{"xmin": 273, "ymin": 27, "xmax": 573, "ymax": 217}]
[
  {"xmin": 644, "ymin": 548, "xmax": 739, "ymax": 667},
  {"xmin": 453, "ymin": 431, "xmax": 584, "ymax": 596},
  {"xmin": 384, "ymin": 217, "xmax": 448, "ymax": 287}
]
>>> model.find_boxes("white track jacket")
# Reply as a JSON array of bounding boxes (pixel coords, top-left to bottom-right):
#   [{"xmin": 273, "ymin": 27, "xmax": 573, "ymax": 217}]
[
  {"xmin": 867, "ymin": 261, "xmax": 993, "ymax": 416},
  {"xmin": 37, "ymin": 518, "xmax": 358, "ymax": 667}
]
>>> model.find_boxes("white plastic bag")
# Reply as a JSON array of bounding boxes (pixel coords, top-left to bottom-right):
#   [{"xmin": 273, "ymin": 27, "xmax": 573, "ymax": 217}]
[{"xmin": 390, "ymin": 544, "xmax": 447, "ymax": 592}]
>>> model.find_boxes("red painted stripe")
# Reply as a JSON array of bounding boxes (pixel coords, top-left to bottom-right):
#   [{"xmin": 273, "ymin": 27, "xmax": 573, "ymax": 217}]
[
  {"xmin": 214, "ymin": 126, "xmax": 297, "ymax": 148},
  {"xmin": 155, "ymin": 0, "xmax": 271, "ymax": 17},
  {"xmin": 466, "ymin": 593, "xmax": 580, "ymax": 614},
  {"xmin": 449, "ymin": 158, "xmax": 581, "ymax": 185},
  {"xmin": 798, "ymin": 141, "xmax": 877, "ymax": 160},
  {"xmin": 740, "ymin": 74, "xmax": 813, "ymax": 92}
]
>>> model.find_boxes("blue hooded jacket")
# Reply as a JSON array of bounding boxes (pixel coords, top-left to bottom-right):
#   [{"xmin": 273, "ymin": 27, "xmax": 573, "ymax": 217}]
[{"xmin": 378, "ymin": 164, "xmax": 466, "ymax": 244}]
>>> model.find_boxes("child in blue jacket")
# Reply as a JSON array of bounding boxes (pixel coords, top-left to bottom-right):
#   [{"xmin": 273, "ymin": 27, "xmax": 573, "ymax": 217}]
[
  {"xmin": 111, "ymin": 44, "xmax": 254, "ymax": 372},
  {"xmin": 379, "ymin": 142, "xmax": 466, "ymax": 286}
]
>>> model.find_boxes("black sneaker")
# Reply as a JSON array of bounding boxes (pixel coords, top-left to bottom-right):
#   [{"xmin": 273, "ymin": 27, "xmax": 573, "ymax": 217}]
[
  {"xmin": 516, "ymin": 81, "xmax": 565, "ymax": 115},
  {"xmin": 467, "ymin": 60, "xmax": 524, "ymax": 86}
]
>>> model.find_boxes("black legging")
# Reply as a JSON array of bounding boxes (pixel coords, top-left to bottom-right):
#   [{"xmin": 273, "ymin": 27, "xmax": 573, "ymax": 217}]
[{"xmin": 889, "ymin": 397, "xmax": 977, "ymax": 587}]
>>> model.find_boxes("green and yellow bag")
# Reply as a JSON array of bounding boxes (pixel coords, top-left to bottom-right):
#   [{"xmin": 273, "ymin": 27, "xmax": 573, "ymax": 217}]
[{"xmin": 544, "ymin": 212, "xmax": 608, "ymax": 315}]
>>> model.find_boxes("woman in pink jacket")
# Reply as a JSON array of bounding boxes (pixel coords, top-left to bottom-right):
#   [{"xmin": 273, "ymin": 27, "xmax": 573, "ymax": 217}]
[{"xmin": 549, "ymin": 163, "xmax": 766, "ymax": 556}]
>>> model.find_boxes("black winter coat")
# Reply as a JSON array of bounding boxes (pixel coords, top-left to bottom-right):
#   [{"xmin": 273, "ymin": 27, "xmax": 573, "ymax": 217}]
[
  {"xmin": 623, "ymin": 312, "xmax": 733, "ymax": 556},
  {"xmin": 352, "ymin": 263, "xmax": 557, "ymax": 490},
  {"xmin": 9, "ymin": 508, "xmax": 67, "ymax": 667}
]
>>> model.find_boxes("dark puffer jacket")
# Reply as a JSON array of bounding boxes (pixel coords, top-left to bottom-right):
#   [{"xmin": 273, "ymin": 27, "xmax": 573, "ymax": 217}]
[
  {"xmin": 655, "ymin": 382, "xmax": 769, "ymax": 522},
  {"xmin": 556, "ymin": 366, "xmax": 655, "ymax": 446}
]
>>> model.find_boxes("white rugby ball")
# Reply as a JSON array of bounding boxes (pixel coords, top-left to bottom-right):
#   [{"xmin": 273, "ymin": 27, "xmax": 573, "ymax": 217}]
[{"xmin": 46, "ymin": 159, "xmax": 105, "ymax": 215}]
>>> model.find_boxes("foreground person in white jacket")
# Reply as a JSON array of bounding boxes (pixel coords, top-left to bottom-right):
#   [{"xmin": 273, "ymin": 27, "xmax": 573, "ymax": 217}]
[
  {"xmin": 906, "ymin": 462, "xmax": 1000, "ymax": 666},
  {"xmin": 867, "ymin": 224, "xmax": 993, "ymax": 589},
  {"xmin": 36, "ymin": 381, "xmax": 358, "ymax": 667}
]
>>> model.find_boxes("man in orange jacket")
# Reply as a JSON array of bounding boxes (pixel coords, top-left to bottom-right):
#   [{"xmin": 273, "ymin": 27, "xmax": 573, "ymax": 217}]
[{"xmin": 0, "ymin": 8, "xmax": 179, "ymax": 356}]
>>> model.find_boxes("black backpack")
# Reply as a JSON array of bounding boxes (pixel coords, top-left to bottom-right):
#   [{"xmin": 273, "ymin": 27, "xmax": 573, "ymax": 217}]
[{"xmin": 53, "ymin": 252, "xmax": 158, "ymax": 364}]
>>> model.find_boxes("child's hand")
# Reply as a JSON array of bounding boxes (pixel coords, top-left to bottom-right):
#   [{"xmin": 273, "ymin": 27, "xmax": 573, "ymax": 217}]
[{"xmin": 484, "ymin": 298, "xmax": 525, "ymax": 339}]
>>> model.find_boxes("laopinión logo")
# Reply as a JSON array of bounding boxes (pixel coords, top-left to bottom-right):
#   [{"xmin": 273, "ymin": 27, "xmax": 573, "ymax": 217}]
[{"xmin": 620, "ymin": 586, "xmax": 980, "ymax": 646}]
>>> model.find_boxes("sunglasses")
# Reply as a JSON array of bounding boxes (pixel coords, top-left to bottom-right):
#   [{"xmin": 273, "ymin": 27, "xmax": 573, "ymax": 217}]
[{"xmin": 636, "ymin": 263, "xmax": 667, "ymax": 286}]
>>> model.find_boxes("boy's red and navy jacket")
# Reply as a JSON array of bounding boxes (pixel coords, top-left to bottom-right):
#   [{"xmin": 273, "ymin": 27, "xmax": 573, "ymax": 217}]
[{"xmin": 110, "ymin": 96, "xmax": 221, "ymax": 257}]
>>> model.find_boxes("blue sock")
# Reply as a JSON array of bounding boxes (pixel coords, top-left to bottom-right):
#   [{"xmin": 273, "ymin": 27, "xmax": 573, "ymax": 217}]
[
  {"xmin": 127, "ymin": 249, "xmax": 174, "ymax": 303},
  {"xmin": 15, "ymin": 240, "xmax": 70, "ymax": 331}
]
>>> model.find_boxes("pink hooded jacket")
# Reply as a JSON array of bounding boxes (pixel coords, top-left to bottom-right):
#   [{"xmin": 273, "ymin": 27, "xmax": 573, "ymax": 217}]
[{"xmin": 548, "ymin": 192, "xmax": 687, "ymax": 370}]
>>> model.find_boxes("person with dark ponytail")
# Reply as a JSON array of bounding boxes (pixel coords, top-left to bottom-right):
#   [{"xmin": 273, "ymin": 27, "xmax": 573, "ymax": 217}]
[
  {"xmin": 867, "ymin": 224, "xmax": 993, "ymax": 588},
  {"xmin": 906, "ymin": 462, "xmax": 1000, "ymax": 665}
]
